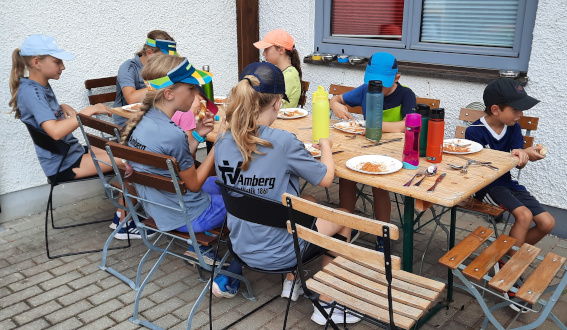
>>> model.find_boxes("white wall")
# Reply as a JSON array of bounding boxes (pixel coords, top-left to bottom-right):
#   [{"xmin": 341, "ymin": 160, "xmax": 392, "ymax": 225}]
[
  {"xmin": 1, "ymin": 0, "xmax": 566, "ymax": 213},
  {"xmin": 259, "ymin": 0, "xmax": 567, "ymax": 210},
  {"xmin": 0, "ymin": 0, "xmax": 239, "ymax": 198}
]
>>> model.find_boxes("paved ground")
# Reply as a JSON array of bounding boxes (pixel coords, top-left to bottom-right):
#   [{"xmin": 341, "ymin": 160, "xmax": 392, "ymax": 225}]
[{"xmin": 1, "ymin": 181, "xmax": 566, "ymax": 329}]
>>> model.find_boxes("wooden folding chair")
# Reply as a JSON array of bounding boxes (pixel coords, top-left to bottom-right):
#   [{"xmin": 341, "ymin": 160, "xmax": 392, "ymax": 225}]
[
  {"xmin": 85, "ymin": 76, "xmax": 117, "ymax": 105},
  {"xmin": 104, "ymin": 141, "xmax": 228, "ymax": 329},
  {"xmin": 284, "ymin": 193, "xmax": 445, "ymax": 329},
  {"xmin": 298, "ymin": 80, "xmax": 310, "ymax": 108},
  {"xmin": 440, "ymin": 226, "xmax": 567, "ymax": 329}
]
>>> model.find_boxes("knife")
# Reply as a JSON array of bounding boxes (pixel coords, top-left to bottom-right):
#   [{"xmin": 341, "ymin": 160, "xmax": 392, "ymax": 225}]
[
  {"xmin": 427, "ymin": 173, "xmax": 446, "ymax": 192},
  {"xmin": 331, "ymin": 150, "xmax": 344, "ymax": 155},
  {"xmin": 361, "ymin": 138, "xmax": 403, "ymax": 148}
]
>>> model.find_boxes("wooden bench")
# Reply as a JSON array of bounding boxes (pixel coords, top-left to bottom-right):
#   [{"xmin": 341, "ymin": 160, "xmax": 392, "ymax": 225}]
[
  {"xmin": 439, "ymin": 226, "xmax": 567, "ymax": 329},
  {"xmin": 284, "ymin": 193, "xmax": 445, "ymax": 329}
]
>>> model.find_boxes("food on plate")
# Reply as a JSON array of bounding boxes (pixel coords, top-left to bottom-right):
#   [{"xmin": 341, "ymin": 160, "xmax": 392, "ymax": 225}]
[
  {"xmin": 305, "ymin": 144, "xmax": 321, "ymax": 157},
  {"xmin": 214, "ymin": 97, "xmax": 227, "ymax": 104},
  {"xmin": 334, "ymin": 121, "xmax": 365, "ymax": 134},
  {"xmin": 198, "ymin": 100, "xmax": 207, "ymax": 120},
  {"xmin": 123, "ymin": 103, "xmax": 141, "ymax": 111},
  {"xmin": 279, "ymin": 109, "xmax": 303, "ymax": 117},
  {"xmin": 443, "ymin": 143, "xmax": 471, "ymax": 153},
  {"xmin": 537, "ymin": 143, "xmax": 548, "ymax": 155},
  {"xmin": 359, "ymin": 162, "xmax": 387, "ymax": 173}
]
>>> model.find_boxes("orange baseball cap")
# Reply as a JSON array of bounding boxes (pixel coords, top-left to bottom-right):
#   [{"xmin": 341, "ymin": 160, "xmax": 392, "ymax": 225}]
[{"xmin": 253, "ymin": 29, "xmax": 295, "ymax": 51}]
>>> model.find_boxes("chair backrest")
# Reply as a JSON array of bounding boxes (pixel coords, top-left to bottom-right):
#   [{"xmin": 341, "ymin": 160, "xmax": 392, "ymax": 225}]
[
  {"xmin": 105, "ymin": 141, "xmax": 186, "ymax": 195},
  {"xmin": 282, "ymin": 193, "xmax": 401, "ymax": 270},
  {"xmin": 24, "ymin": 123, "xmax": 71, "ymax": 156},
  {"xmin": 455, "ymin": 108, "xmax": 539, "ymax": 148},
  {"xmin": 215, "ymin": 180, "xmax": 313, "ymax": 229},
  {"xmin": 329, "ymin": 84, "xmax": 362, "ymax": 114},
  {"xmin": 85, "ymin": 76, "xmax": 117, "ymax": 105},
  {"xmin": 416, "ymin": 97, "xmax": 440, "ymax": 109},
  {"xmin": 77, "ymin": 113, "xmax": 122, "ymax": 149},
  {"xmin": 298, "ymin": 80, "xmax": 310, "ymax": 108}
]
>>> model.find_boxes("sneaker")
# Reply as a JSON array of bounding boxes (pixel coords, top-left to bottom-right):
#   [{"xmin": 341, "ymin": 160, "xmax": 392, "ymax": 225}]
[
  {"xmin": 109, "ymin": 213, "xmax": 119, "ymax": 230},
  {"xmin": 350, "ymin": 229, "xmax": 360, "ymax": 244},
  {"xmin": 212, "ymin": 275, "xmax": 239, "ymax": 298},
  {"xmin": 183, "ymin": 246, "xmax": 230, "ymax": 266},
  {"xmin": 503, "ymin": 283, "xmax": 532, "ymax": 313},
  {"xmin": 375, "ymin": 237, "xmax": 384, "ymax": 252},
  {"xmin": 311, "ymin": 302, "xmax": 361, "ymax": 325},
  {"xmin": 114, "ymin": 221, "xmax": 156, "ymax": 240},
  {"xmin": 281, "ymin": 278, "xmax": 304, "ymax": 301}
]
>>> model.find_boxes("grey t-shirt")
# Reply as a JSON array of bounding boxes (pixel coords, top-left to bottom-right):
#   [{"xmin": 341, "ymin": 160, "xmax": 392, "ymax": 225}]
[
  {"xmin": 18, "ymin": 78, "xmax": 84, "ymax": 177},
  {"xmin": 128, "ymin": 107, "xmax": 211, "ymax": 231},
  {"xmin": 214, "ymin": 126, "xmax": 327, "ymax": 270},
  {"xmin": 113, "ymin": 55, "xmax": 145, "ymax": 127}
]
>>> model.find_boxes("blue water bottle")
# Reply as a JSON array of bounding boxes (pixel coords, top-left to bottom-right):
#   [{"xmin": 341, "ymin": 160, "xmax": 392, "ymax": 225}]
[{"xmin": 365, "ymin": 80, "xmax": 383, "ymax": 142}]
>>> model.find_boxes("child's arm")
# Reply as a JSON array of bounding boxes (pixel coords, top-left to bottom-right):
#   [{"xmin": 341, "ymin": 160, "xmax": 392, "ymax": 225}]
[
  {"xmin": 314, "ymin": 138, "xmax": 335, "ymax": 187},
  {"xmin": 178, "ymin": 146, "xmax": 215, "ymax": 193},
  {"xmin": 41, "ymin": 104, "xmax": 111, "ymax": 140},
  {"xmin": 382, "ymin": 120, "xmax": 405, "ymax": 133},
  {"xmin": 511, "ymin": 148, "xmax": 529, "ymax": 169},
  {"xmin": 525, "ymin": 145, "xmax": 546, "ymax": 162},
  {"xmin": 330, "ymin": 95, "xmax": 355, "ymax": 121},
  {"xmin": 121, "ymin": 86, "xmax": 147, "ymax": 105}
]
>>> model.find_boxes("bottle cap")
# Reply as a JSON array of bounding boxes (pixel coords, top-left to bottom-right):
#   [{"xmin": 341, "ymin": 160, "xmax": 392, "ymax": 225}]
[
  {"xmin": 415, "ymin": 104, "xmax": 430, "ymax": 117},
  {"xmin": 312, "ymin": 85, "xmax": 329, "ymax": 103},
  {"xmin": 430, "ymin": 108, "xmax": 445, "ymax": 119},
  {"xmin": 405, "ymin": 113, "xmax": 422, "ymax": 127},
  {"xmin": 214, "ymin": 115, "xmax": 220, "ymax": 121},
  {"xmin": 202, "ymin": 65, "xmax": 210, "ymax": 72},
  {"xmin": 368, "ymin": 80, "xmax": 383, "ymax": 93}
]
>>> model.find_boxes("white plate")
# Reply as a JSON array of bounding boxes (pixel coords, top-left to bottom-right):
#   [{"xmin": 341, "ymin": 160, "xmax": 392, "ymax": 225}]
[
  {"xmin": 304, "ymin": 143, "xmax": 321, "ymax": 158},
  {"xmin": 214, "ymin": 97, "xmax": 227, "ymax": 105},
  {"xmin": 277, "ymin": 108, "xmax": 308, "ymax": 119},
  {"xmin": 346, "ymin": 155, "xmax": 402, "ymax": 175},
  {"xmin": 333, "ymin": 121, "xmax": 365, "ymax": 135},
  {"xmin": 122, "ymin": 103, "xmax": 142, "ymax": 112},
  {"xmin": 443, "ymin": 138, "xmax": 483, "ymax": 154}
]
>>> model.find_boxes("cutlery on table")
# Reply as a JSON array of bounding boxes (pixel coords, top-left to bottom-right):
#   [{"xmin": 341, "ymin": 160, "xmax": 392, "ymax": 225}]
[
  {"xmin": 331, "ymin": 150, "xmax": 344, "ymax": 155},
  {"xmin": 403, "ymin": 167, "xmax": 425, "ymax": 187},
  {"xmin": 414, "ymin": 165, "xmax": 437, "ymax": 186},
  {"xmin": 427, "ymin": 173, "xmax": 446, "ymax": 192},
  {"xmin": 461, "ymin": 160, "xmax": 474, "ymax": 174},
  {"xmin": 361, "ymin": 138, "xmax": 403, "ymax": 148},
  {"xmin": 298, "ymin": 127, "xmax": 312, "ymax": 130},
  {"xmin": 454, "ymin": 155, "xmax": 499, "ymax": 171}
]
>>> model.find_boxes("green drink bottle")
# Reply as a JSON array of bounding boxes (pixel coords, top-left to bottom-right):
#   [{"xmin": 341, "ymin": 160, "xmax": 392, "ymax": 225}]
[{"xmin": 202, "ymin": 65, "xmax": 214, "ymax": 101}]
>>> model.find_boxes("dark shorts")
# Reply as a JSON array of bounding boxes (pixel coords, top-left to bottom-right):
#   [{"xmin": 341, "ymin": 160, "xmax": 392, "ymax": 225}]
[
  {"xmin": 48, "ymin": 146, "xmax": 88, "ymax": 183},
  {"xmin": 484, "ymin": 186, "xmax": 546, "ymax": 217},
  {"xmin": 301, "ymin": 220, "xmax": 348, "ymax": 262}
]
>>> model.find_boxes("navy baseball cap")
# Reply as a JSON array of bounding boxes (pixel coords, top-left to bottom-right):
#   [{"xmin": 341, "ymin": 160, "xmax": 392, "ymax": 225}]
[
  {"xmin": 364, "ymin": 52, "xmax": 398, "ymax": 87},
  {"xmin": 239, "ymin": 62, "xmax": 289, "ymax": 102},
  {"xmin": 483, "ymin": 78, "xmax": 539, "ymax": 111},
  {"xmin": 20, "ymin": 34, "xmax": 75, "ymax": 60}
]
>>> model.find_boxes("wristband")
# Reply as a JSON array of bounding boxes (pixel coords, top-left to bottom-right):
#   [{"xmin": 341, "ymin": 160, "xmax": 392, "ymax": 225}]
[{"xmin": 192, "ymin": 130, "xmax": 206, "ymax": 143}]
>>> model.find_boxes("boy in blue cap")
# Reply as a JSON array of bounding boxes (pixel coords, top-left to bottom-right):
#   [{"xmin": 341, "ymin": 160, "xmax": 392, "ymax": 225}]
[{"xmin": 330, "ymin": 52, "xmax": 416, "ymax": 251}]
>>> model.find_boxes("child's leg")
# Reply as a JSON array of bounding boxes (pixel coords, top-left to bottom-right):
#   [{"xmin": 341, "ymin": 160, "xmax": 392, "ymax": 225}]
[
  {"xmin": 508, "ymin": 206, "xmax": 534, "ymax": 249},
  {"xmin": 371, "ymin": 187, "xmax": 391, "ymax": 223},
  {"xmin": 178, "ymin": 194, "xmax": 226, "ymax": 233},
  {"xmin": 338, "ymin": 178, "xmax": 357, "ymax": 213},
  {"xmin": 200, "ymin": 176, "xmax": 221, "ymax": 196},
  {"xmin": 72, "ymin": 146, "xmax": 123, "ymax": 179},
  {"xmin": 526, "ymin": 212, "xmax": 555, "ymax": 245}
]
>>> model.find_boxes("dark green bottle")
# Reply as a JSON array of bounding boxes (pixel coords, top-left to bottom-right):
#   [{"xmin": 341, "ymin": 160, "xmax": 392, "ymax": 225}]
[
  {"xmin": 202, "ymin": 65, "xmax": 214, "ymax": 101},
  {"xmin": 416, "ymin": 104, "xmax": 430, "ymax": 157}
]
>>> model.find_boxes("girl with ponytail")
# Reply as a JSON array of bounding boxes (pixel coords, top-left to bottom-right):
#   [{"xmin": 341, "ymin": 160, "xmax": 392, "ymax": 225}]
[
  {"xmin": 253, "ymin": 29, "xmax": 303, "ymax": 108},
  {"xmin": 213, "ymin": 62, "xmax": 357, "ymax": 328}
]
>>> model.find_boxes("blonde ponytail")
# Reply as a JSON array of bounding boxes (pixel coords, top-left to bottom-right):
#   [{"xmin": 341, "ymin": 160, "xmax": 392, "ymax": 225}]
[
  {"xmin": 224, "ymin": 76, "xmax": 280, "ymax": 170},
  {"xmin": 9, "ymin": 49, "xmax": 26, "ymax": 119}
]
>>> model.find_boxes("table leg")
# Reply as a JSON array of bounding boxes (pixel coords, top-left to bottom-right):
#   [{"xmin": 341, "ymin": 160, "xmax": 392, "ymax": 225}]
[
  {"xmin": 402, "ymin": 196, "xmax": 415, "ymax": 272},
  {"xmin": 448, "ymin": 205, "xmax": 456, "ymax": 302}
]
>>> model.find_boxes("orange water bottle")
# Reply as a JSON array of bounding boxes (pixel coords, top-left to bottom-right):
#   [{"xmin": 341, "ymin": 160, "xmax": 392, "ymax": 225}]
[{"xmin": 426, "ymin": 108, "xmax": 445, "ymax": 163}]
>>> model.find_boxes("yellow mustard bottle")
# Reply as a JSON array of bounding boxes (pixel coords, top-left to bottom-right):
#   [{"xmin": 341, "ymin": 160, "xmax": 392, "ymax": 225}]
[{"xmin": 312, "ymin": 85, "xmax": 330, "ymax": 143}]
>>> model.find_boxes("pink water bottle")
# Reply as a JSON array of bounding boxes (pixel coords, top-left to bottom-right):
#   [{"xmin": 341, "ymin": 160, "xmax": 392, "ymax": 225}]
[{"xmin": 402, "ymin": 113, "xmax": 422, "ymax": 169}]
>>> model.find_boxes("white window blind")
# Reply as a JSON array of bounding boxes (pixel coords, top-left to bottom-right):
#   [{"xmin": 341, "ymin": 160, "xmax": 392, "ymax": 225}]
[{"xmin": 421, "ymin": 0, "xmax": 519, "ymax": 48}]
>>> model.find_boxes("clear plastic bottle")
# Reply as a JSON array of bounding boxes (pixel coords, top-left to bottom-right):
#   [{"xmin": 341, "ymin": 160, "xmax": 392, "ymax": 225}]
[
  {"xmin": 416, "ymin": 104, "xmax": 430, "ymax": 157},
  {"xmin": 365, "ymin": 80, "xmax": 383, "ymax": 142},
  {"xmin": 426, "ymin": 108, "xmax": 445, "ymax": 163},
  {"xmin": 402, "ymin": 113, "xmax": 422, "ymax": 169},
  {"xmin": 312, "ymin": 86, "xmax": 330, "ymax": 143}
]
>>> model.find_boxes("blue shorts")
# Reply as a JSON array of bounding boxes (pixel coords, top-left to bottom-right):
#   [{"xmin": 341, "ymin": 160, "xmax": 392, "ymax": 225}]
[
  {"xmin": 177, "ymin": 177, "xmax": 226, "ymax": 233},
  {"xmin": 482, "ymin": 186, "xmax": 546, "ymax": 217}
]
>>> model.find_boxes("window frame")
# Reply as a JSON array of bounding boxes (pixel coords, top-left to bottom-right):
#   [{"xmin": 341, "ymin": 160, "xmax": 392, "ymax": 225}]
[{"xmin": 314, "ymin": 0, "xmax": 538, "ymax": 72}]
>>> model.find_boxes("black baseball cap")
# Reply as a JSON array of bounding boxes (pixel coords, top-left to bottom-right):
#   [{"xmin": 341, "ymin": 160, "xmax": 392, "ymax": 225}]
[
  {"xmin": 483, "ymin": 78, "xmax": 539, "ymax": 111},
  {"xmin": 239, "ymin": 62, "xmax": 289, "ymax": 102}
]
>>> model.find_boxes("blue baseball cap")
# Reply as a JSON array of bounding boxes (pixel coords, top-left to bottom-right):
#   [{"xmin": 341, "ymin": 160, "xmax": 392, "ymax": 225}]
[
  {"xmin": 364, "ymin": 52, "xmax": 398, "ymax": 88},
  {"xmin": 19, "ymin": 34, "xmax": 75, "ymax": 60},
  {"xmin": 239, "ymin": 62, "xmax": 289, "ymax": 102}
]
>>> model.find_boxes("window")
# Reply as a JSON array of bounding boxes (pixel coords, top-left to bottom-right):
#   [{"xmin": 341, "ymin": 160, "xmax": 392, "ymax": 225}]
[{"xmin": 314, "ymin": 0, "xmax": 538, "ymax": 72}]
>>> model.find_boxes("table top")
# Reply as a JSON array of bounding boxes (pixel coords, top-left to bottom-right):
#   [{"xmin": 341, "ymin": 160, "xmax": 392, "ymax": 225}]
[
  {"xmin": 207, "ymin": 111, "xmax": 517, "ymax": 208},
  {"xmin": 110, "ymin": 106, "xmax": 137, "ymax": 119}
]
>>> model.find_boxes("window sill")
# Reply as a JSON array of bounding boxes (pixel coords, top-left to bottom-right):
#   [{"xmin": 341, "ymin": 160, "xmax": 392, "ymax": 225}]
[{"xmin": 303, "ymin": 56, "xmax": 529, "ymax": 86}]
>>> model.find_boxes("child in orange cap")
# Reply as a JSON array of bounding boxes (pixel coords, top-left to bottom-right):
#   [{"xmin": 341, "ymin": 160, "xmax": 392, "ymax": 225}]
[{"xmin": 254, "ymin": 29, "xmax": 302, "ymax": 108}]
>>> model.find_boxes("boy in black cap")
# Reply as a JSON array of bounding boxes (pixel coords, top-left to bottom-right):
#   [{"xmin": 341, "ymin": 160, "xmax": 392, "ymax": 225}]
[{"xmin": 466, "ymin": 78, "xmax": 554, "ymax": 263}]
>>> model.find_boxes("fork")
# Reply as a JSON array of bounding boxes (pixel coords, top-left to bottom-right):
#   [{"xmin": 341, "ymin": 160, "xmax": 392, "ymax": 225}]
[
  {"xmin": 461, "ymin": 160, "xmax": 474, "ymax": 174},
  {"xmin": 454, "ymin": 155, "xmax": 499, "ymax": 170},
  {"xmin": 403, "ymin": 168, "xmax": 425, "ymax": 187},
  {"xmin": 346, "ymin": 134, "xmax": 357, "ymax": 139}
]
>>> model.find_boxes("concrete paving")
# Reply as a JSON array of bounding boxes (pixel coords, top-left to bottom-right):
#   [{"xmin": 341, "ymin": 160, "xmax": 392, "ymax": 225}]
[{"xmin": 1, "ymin": 181, "xmax": 566, "ymax": 329}]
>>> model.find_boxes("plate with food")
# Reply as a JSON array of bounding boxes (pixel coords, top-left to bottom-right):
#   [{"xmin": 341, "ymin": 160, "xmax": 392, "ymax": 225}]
[
  {"xmin": 304, "ymin": 143, "xmax": 321, "ymax": 158},
  {"xmin": 443, "ymin": 138, "xmax": 483, "ymax": 154},
  {"xmin": 332, "ymin": 121, "xmax": 365, "ymax": 135},
  {"xmin": 122, "ymin": 103, "xmax": 142, "ymax": 112},
  {"xmin": 214, "ymin": 97, "xmax": 227, "ymax": 105},
  {"xmin": 346, "ymin": 155, "xmax": 402, "ymax": 175},
  {"xmin": 277, "ymin": 108, "xmax": 308, "ymax": 119}
]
